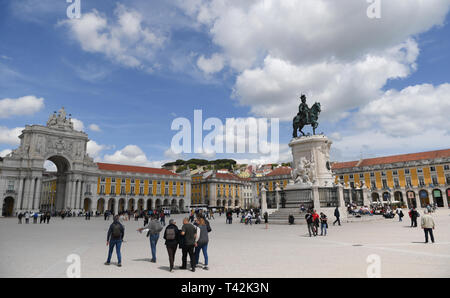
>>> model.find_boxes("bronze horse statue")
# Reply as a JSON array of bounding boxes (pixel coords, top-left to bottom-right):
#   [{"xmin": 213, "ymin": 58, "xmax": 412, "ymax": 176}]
[{"xmin": 293, "ymin": 102, "xmax": 321, "ymax": 138}]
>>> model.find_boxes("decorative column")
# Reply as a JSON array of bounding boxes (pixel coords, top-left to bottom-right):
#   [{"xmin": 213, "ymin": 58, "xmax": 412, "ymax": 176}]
[
  {"xmin": 261, "ymin": 184, "xmax": 268, "ymax": 214},
  {"xmin": 275, "ymin": 184, "xmax": 281, "ymax": 209},
  {"xmin": 114, "ymin": 199, "xmax": 119, "ymax": 215},
  {"xmin": 17, "ymin": 178, "xmax": 25, "ymax": 211},
  {"xmin": 33, "ymin": 178, "xmax": 42, "ymax": 210},
  {"xmin": 27, "ymin": 178, "xmax": 36, "ymax": 211},
  {"xmin": 312, "ymin": 186, "xmax": 321, "ymax": 211},
  {"xmin": 441, "ymin": 188, "xmax": 449, "ymax": 208},
  {"xmin": 362, "ymin": 186, "xmax": 370, "ymax": 206},
  {"xmin": 63, "ymin": 177, "xmax": 72, "ymax": 210},
  {"xmin": 76, "ymin": 181, "xmax": 82, "ymax": 211}
]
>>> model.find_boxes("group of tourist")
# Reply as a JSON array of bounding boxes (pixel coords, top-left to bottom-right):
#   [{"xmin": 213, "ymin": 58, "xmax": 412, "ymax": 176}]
[
  {"xmin": 17, "ymin": 211, "xmax": 51, "ymax": 224},
  {"xmin": 105, "ymin": 211, "xmax": 212, "ymax": 272},
  {"xmin": 304, "ymin": 209, "xmax": 328, "ymax": 236}
]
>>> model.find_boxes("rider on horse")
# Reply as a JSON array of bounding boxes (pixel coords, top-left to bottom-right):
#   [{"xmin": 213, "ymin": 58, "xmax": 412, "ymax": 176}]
[{"xmin": 298, "ymin": 94, "xmax": 310, "ymax": 123}]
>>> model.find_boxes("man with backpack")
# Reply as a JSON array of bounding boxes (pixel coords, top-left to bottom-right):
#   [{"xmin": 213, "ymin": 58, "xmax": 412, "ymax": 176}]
[
  {"xmin": 163, "ymin": 219, "xmax": 180, "ymax": 272},
  {"xmin": 105, "ymin": 215, "xmax": 125, "ymax": 267},
  {"xmin": 138, "ymin": 215, "xmax": 163, "ymax": 263}
]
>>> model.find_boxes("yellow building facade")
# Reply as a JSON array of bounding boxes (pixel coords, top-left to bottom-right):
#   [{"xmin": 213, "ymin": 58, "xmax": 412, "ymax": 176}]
[{"xmin": 332, "ymin": 149, "xmax": 450, "ymax": 208}]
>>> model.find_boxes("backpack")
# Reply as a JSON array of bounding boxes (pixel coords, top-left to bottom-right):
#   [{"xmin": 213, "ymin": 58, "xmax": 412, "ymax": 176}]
[
  {"xmin": 112, "ymin": 223, "xmax": 122, "ymax": 238},
  {"xmin": 166, "ymin": 227, "xmax": 176, "ymax": 240}
]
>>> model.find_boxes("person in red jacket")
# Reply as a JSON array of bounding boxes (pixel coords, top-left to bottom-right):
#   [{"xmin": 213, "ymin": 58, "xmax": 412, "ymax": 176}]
[{"xmin": 312, "ymin": 210, "xmax": 320, "ymax": 236}]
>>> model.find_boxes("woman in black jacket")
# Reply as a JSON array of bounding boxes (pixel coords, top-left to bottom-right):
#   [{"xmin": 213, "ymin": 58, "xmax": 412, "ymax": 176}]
[{"xmin": 163, "ymin": 219, "xmax": 180, "ymax": 272}]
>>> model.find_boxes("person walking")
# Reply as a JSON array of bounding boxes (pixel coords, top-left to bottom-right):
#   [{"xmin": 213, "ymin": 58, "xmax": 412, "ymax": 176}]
[
  {"xmin": 264, "ymin": 212, "xmax": 268, "ymax": 229},
  {"xmin": 33, "ymin": 212, "xmax": 38, "ymax": 224},
  {"xmin": 46, "ymin": 211, "xmax": 51, "ymax": 224},
  {"xmin": 18, "ymin": 212, "xmax": 23, "ymax": 224},
  {"xmin": 333, "ymin": 207, "xmax": 341, "ymax": 226},
  {"xmin": 163, "ymin": 219, "xmax": 180, "ymax": 272},
  {"xmin": 180, "ymin": 217, "xmax": 197, "ymax": 272},
  {"xmin": 305, "ymin": 210, "xmax": 314, "ymax": 237},
  {"xmin": 421, "ymin": 209, "xmax": 435, "ymax": 243},
  {"xmin": 105, "ymin": 215, "xmax": 125, "ymax": 267},
  {"xmin": 194, "ymin": 217, "xmax": 210, "ymax": 270},
  {"xmin": 396, "ymin": 208, "xmax": 404, "ymax": 222},
  {"xmin": 312, "ymin": 210, "xmax": 319, "ymax": 236},
  {"xmin": 409, "ymin": 208, "xmax": 419, "ymax": 227},
  {"xmin": 138, "ymin": 215, "xmax": 163, "ymax": 263},
  {"xmin": 320, "ymin": 212, "xmax": 328, "ymax": 236},
  {"xmin": 160, "ymin": 210, "xmax": 166, "ymax": 227}
]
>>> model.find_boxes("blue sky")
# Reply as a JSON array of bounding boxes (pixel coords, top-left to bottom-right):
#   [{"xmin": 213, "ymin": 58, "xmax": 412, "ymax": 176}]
[{"xmin": 1, "ymin": 0, "xmax": 450, "ymax": 167}]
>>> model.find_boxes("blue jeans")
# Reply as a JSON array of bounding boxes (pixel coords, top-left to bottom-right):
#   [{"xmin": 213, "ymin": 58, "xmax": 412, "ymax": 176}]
[
  {"xmin": 107, "ymin": 239, "xmax": 122, "ymax": 264},
  {"xmin": 320, "ymin": 223, "xmax": 327, "ymax": 236},
  {"xmin": 149, "ymin": 234, "xmax": 159, "ymax": 261},
  {"xmin": 195, "ymin": 243, "xmax": 208, "ymax": 266}
]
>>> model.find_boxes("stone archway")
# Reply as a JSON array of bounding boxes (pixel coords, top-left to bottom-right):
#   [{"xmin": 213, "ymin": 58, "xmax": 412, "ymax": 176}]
[
  {"xmin": 216, "ymin": 200, "xmax": 221, "ymax": 207},
  {"xmin": 371, "ymin": 192, "xmax": 380, "ymax": 203},
  {"xmin": 118, "ymin": 198, "xmax": 126, "ymax": 213},
  {"xmin": 97, "ymin": 198, "xmax": 105, "ymax": 213},
  {"xmin": 178, "ymin": 199, "xmax": 184, "ymax": 212},
  {"xmin": 2, "ymin": 197, "xmax": 15, "ymax": 217},
  {"xmin": 431, "ymin": 189, "xmax": 444, "ymax": 207},
  {"xmin": 146, "ymin": 199, "xmax": 153, "ymax": 210},
  {"xmin": 394, "ymin": 191, "xmax": 404, "ymax": 207},
  {"xmin": 138, "ymin": 199, "xmax": 144, "ymax": 211},
  {"xmin": 155, "ymin": 199, "xmax": 162, "ymax": 209},
  {"xmin": 163, "ymin": 199, "xmax": 169, "ymax": 207},
  {"xmin": 419, "ymin": 189, "xmax": 430, "ymax": 207},
  {"xmin": 234, "ymin": 199, "xmax": 239, "ymax": 208},
  {"xmin": 128, "ymin": 199, "xmax": 135, "ymax": 211},
  {"xmin": 406, "ymin": 191, "xmax": 417, "ymax": 209},
  {"xmin": 83, "ymin": 198, "xmax": 91, "ymax": 212},
  {"xmin": 108, "ymin": 198, "xmax": 116, "ymax": 214},
  {"xmin": 171, "ymin": 199, "xmax": 177, "ymax": 210},
  {"xmin": 45, "ymin": 155, "xmax": 71, "ymax": 211},
  {"xmin": 0, "ymin": 108, "xmax": 99, "ymax": 215}
]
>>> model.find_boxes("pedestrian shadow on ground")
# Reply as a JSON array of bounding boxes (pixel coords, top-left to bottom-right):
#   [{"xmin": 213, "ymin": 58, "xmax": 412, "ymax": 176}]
[
  {"xmin": 158, "ymin": 266, "xmax": 171, "ymax": 272},
  {"xmin": 132, "ymin": 258, "xmax": 152, "ymax": 262}
]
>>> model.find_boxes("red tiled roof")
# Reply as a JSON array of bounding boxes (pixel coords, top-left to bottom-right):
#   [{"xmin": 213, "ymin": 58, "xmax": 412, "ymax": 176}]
[
  {"xmin": 204, "ymin": 172, "xmax": 241, "ymax": 181},
  {"xmin": 97, "ymin": 163, "xmax": 178, "ymax": 176},
  {"xmin": 332, "ymin": 149, "xmax": 450, "ymax": 170},
  {"xmin": 267, "ymin": 166, "xmax": 292, "ymax": 176}
]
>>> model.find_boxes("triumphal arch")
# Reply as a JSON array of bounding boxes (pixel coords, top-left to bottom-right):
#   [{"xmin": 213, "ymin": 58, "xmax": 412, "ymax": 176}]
[{"xmin": 0, "ymin": 108, "xmax": 98, "ymax": 215}]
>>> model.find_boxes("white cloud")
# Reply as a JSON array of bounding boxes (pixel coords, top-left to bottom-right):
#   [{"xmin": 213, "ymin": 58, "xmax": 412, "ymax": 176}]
[
  {"xmin": 197, "ymin": 53, "xmax": 225, "ymax": 74},
  {"xmin": 233, "ymin": 39, "xmax": 419, "ymax": 121},
  {"xmin": 71, "ymin": 118, "xmax": 84, "ymax": 132},
  {"xmin": 356, "ymin": 83, "xmax": 450, "ymax": 137},
  {"xmin": 0, "ymin": 149, "xmax": 12, "ymax": 157},
  {"xmin": 89, "ymin": 124, "xmax": 102, "ymax": 132},
  {"xmin": 0, "ymin": 126, "xmax": 23, "ymax": 145},
  {"xmin": 332, "ymin": 129, "xmax": 450, "ymax": 162},
  {"xmin": 44, "ymin": 160, "xmax": 57, "ymax": 172},
  {"xmin": 60, "ymin": 4, "xmax": 166, "ymax": 69},
  {"xmin": 175, "ymin": 0, "xmax": 450, "ymax": 127},
  {"xmin": 86, "ymin": 140, "xmax": 106, "ymax": 161},
  {"xmin": 178, "ymin": 0, "xmax": 448, "ymax": 70},
  {"xmin": 103, "ymin": 144, "xmax": 164, "ymax": 168},
  {"xmin": 0, "ymin": 95, "xmax": 44, "ymax": 118}
]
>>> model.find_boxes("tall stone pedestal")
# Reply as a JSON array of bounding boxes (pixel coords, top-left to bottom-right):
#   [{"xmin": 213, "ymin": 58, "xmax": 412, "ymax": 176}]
[
  {"xmin": 268, "ymin": 135, "xmax": 348, "ymax": 224},
  {"xmin": 289, "ymin": 135, "xmax": 334, "ymax": 187}
]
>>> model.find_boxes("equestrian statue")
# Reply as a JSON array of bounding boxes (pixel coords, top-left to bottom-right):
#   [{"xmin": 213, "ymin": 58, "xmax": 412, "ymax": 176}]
[{"xmin": 292, "ymin": 94, "xmax": 321, "ymax": 138}]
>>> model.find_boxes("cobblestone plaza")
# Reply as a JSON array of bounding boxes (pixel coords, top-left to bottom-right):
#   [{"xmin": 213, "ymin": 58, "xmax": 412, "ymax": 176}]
[{"xmin": 1, "ymin": 209, "xmax": 449, "ymax": 278}]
